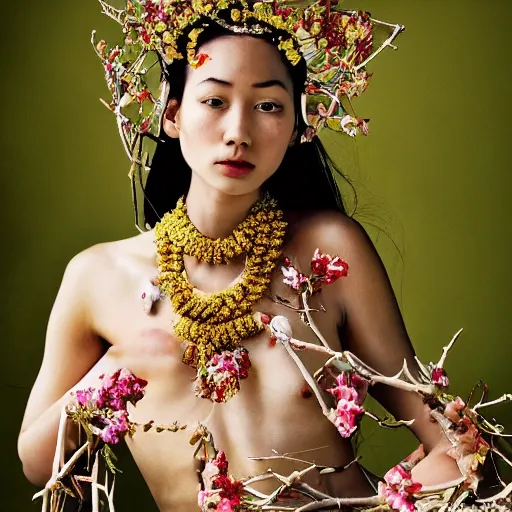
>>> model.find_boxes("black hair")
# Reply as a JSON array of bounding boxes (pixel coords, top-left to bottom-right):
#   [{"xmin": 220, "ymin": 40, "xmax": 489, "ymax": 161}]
[{"xmin": 143, "ymin": 19, "xmax": 356, "ymax": 228}]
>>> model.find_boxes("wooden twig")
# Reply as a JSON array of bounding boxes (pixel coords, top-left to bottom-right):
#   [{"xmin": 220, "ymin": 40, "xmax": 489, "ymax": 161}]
[
  {"xmin": 436, "ymin": 328, "xmax": 463, "ymax": 369},
  {"xmin": 473, "ymin": 393, "xmax": 512, "ymax": 412},
  {"xmin": 301, "ymin": 292, "xmax": 330, "ymax": 349}
]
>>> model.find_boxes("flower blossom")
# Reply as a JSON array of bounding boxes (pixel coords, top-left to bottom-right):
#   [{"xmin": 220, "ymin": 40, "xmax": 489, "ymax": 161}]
[
  {"xmin": 340, "ymin": 114, "xmax": 358, "ymax": 137},
  {"xmin": 281, "ymin": 260, "xmax": 307, "ymax": 290},
  {"xmin": 310, "ymin": 248, "xmax": 349, "ymax": 287},
  {"xmin": 378, "ymin": 464, "xmax": 422, "ymax": 512},
  {"xmin": 96, "ymin": 368, "xmax": 147, "ymax": 411},
  {"xmin": 199, "ymin": 452, "xmax": 244, "ymax": 512},
  {"xmin": 70, "ymin": 369, "xmax": 147, "ymax": 445},
  {"xmin": 327, "ymin": 372, "xmax": 367, "ymax": 438},
  {"xmin": 269, "ymin": 315, "xmax": 293, "ymax": 342},
  {"xmin": 443, "ymin": 396, "xmax": 466, "ymax": 423},
  {"xmin": 431, "ymin": 366, "xmax": 450, "ymax": 388},
  {"xmin": 141, "ymin": 279, "xmax": 163, "ymax": 314},
  {"xmin": 91, "ymin": 409, "xmax": 131, "ymax": 445},
  {"xmin": 194, "ymin": 348, "xmax": 251, "ymax": 403},
  {"xmin": 446, "ymin": 416, "xmax": 490, "ymax": 491}
]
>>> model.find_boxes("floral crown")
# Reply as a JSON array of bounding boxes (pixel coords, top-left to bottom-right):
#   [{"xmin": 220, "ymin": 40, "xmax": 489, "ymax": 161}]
[{"xmin": 93, "ymin": 0, "xmax": 404, "ymax": 229}]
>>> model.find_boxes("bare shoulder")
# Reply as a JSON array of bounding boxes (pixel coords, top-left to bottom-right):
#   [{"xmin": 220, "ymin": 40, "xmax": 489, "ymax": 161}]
[
  {"xmin": 64, "ymin": 230, "xmax": 157, "ymax": 316},
  {"xmin": 69, "ymin": 230, "xmax": 156, "ymax": 278},
  {"xmin": 287, "ymin": 210, "xmax": 378, "ymax": 268}
]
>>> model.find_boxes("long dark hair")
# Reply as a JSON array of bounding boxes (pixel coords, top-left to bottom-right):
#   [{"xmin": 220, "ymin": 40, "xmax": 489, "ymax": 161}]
[{"xmin": 143, "ymin": 20, "xmax": 355, "ymax": 228}]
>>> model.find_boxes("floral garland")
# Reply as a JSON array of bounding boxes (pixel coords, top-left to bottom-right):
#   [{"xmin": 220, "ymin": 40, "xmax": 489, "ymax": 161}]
[
  {"xmin": 35, "ymin": 248, "xmax": 512, "ymax": 512},
  {"xmin": 154, "ymin": 195, "xmax": 287, "ymax": 372},
  {"xmin": 94, "ymin": 0, "xmax": 406, "ymax": 161},
  {"xmin": 162, "ymin": 196, "xmax": 281, "ymax": 265}
]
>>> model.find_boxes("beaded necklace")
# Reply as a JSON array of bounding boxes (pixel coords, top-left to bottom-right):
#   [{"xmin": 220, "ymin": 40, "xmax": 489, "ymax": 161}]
[{"xmin": 154, "ymin": 195, "xmax": 287, "ymax": 372}]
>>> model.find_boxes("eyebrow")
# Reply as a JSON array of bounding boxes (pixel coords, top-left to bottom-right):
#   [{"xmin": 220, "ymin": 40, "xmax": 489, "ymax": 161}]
[{"xmin": 199, "ymin": 77, "xmax": 289, "ymax": 92}]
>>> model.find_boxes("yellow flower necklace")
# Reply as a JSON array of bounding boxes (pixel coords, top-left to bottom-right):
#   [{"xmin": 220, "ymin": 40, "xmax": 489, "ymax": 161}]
[{"xmin": 154, "ymin": 195, "xmax": 287, "ymax": 371}]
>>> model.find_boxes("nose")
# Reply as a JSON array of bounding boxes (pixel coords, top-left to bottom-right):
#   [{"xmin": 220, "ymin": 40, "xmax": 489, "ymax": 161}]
[{"xmin": 222, "ymin": 104, "xmax": 252, "ymax": 149}]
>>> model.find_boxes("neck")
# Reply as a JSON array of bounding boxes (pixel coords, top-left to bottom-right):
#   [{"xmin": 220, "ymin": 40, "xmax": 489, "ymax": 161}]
[{"xmin": 184, "ymin": 174, "xmax": 261, "ymax": 239}]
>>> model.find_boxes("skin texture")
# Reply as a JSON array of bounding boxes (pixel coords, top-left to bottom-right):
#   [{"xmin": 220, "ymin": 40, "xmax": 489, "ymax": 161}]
[{"xmin": 18, "ymin": 36, "xmax": 460, "ymax": 511}]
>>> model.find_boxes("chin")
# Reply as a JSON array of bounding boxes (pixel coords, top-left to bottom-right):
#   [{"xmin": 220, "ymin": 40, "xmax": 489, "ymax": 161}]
[{"xmin": 208, "ymin": 175, "xmax": 268, "ymax": 198}]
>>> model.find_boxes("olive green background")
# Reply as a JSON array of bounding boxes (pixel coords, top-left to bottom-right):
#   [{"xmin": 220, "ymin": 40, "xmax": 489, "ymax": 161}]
[{"xmin": 2, "ymin": 0, "xmax": 511, "ymax": 509}]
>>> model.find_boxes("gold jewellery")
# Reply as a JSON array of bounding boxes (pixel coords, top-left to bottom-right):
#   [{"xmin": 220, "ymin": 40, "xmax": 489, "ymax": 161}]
[{"xmin": 154, "ymin": 195, "xmax": 287, "ymax": 370}]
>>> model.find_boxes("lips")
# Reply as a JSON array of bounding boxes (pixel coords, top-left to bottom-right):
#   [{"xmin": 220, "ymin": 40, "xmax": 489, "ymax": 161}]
[{"xmin": 216, "ymin": 159, "xmax": 255, "ymax": 177}]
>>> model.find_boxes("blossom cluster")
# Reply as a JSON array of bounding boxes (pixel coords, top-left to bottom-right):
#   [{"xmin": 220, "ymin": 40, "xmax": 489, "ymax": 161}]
[
  {"xmin": 378, "ymin": 464, "xmax": 422, "ymax": 512},
  {"xmin": 442, "ymin": 397, "xmax": 490, "ymax": 491},
  {"xmin": 281, "ymin": 248, "xmax": 349, "ymax": 293},
  {"xmin": 194, "ymin": 348, "xmax": 251, "ymax": 403},
  {"xmin": 198, "ymin": 452, "xmax": 245, "ymax": 512},
  {"xmin": 70, "ymin": 369, "xmax": 148, "ymax": 445},
  {"xmin": 431, "ymin": 366, "xmax": 450, "ymax": 387},
  {"xmin": 327, "ymin": 372, "xmax": 367, "ymax": 438}
]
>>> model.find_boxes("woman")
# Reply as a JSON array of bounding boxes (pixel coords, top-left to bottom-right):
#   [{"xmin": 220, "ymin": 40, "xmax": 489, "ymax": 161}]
[{"xmin": 18, "ymin": 2, "xmax": 461, "ymax": 510}]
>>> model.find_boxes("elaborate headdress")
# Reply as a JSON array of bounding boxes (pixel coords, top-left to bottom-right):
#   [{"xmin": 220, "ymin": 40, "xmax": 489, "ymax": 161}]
[{"xmin": 93, "ymin": 0, "xmax": 405, "ymax": 229}]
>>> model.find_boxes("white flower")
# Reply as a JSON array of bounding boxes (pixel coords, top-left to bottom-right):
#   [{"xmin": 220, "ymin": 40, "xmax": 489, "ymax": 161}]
[
  {"xmin": 141, "ymin": 280, "xmax": 162, "ymax": 314},
  {"xmin": 270, "ymin": 315, "xmax": 293, "ymax": 342},
  {"xmin": 281, "ymin": 265, "xmax": 306, "ymax": 290},
  {"xmin": 340, "ymin": 114, "xmax": 357, "ymax": 137}
]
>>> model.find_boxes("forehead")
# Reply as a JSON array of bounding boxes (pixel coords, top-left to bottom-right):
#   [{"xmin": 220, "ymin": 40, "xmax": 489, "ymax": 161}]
[{"xmin": 185, "ymin": 35, "xmax": 293, "ymax": 92}]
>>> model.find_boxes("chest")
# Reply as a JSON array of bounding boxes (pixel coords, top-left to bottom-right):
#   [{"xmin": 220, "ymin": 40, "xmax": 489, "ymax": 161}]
[{"xmin": 90, "ymin": 251, "xmax": 343, "ymax": 419}]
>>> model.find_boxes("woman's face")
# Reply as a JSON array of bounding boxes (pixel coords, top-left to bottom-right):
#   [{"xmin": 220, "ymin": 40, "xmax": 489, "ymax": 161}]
[{"xmin": 164, "ymin": 35, "xmax": 297, "ymax": 197}]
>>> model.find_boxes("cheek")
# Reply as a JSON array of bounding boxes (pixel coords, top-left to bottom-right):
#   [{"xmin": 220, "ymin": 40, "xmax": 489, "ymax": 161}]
[{"xmin": 178, "ymin": 105, "xmax": 218, "ymax": 165}]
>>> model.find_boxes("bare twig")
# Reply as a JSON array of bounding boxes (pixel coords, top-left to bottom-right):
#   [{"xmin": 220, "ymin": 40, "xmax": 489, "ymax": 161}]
[
  {"xmin": 301, "ymin": 291, "xmax": 330, "ymax": 350},
  {"xmin": 436, "ymin": 328, "xmax": 463, "ymax": 369},
  {"xmin": 295, "ymin": 495, "xmax": 381, "ymax": 511},
  {"xmin": 280, "ymin": 337, "xmax": 331, "ymax": 416},
  {"xmin": 473, "ymin": 393, "xmax": 512, "ymax": 412},
  {"xmin": 52, "ymin": 409, "xmax": 68, "ymax": 476}
]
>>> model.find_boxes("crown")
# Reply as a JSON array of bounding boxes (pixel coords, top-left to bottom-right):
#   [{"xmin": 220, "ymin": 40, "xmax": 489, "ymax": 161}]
[
  {"xmin": 94, "ymin": 0, "xmax": 404, "ymax": 145},
  {"xmin": 93, "ymin": 1, "xmax": 404, "ymax": 229}
]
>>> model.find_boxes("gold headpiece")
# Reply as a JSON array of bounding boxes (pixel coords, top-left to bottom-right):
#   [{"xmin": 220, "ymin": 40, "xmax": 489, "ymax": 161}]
[{"xmin": 93, "ymin": 0, "xmax": 404, "ymax": 228}]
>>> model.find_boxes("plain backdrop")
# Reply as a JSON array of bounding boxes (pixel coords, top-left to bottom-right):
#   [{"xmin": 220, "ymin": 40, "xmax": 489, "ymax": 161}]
[{"xmin": 1, "ymin": 1, "xmax": 511, "ymax": 509}]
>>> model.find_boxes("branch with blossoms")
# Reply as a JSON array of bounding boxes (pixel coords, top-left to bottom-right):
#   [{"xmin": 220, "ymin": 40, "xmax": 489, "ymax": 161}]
[
  {"xmin": 35, "ymin": 249, "xmax": 512, "ymax": 512},
  {"xmin": 239, "ymin": 248, "xmax": 512, "ymax": 511},
  {"xmin": 33, "ymin": 368, "xmax": 187, "ymax": 512}
]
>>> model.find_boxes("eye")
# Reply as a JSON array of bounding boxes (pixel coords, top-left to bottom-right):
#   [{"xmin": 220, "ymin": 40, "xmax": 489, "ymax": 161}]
[
  {"xmin": 203, "ymin": 98, "xmax": 224, "ymax": 108},
  {"xmin": 256, "ymin": 101, "xmax": 283, "ymax": 113}
]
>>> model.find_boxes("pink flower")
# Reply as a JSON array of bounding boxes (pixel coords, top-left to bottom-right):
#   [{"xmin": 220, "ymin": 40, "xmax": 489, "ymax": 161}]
[
  {"xmin": 310, "ymin": 249, "xmax": 349, "ymax": 287},
  {"xmin": 201, "ymin": 461, "xmax": 220, "ymax": 490},
  {"xmin": 75, "ymin": 387, "xmax": 94, "ymax": 407},
  {"xmin": 194, "ymin": 348, "xmax": 251, "ymax": 402},
  {"xmin": 443, "ymin": 397, "xmax": 466, "ymax": 423},
  {"xmin": 329, "ymin": 372, "xmax": 368, "ymax": 405},
  {"xmin": 431, "ymin": 367, "xmax": 450, "ymax": 387},
  {"xmin": 197, "ymin": 489, "xmax": 220, "ymax": 509},
  {"xmin": 383, "ymin": 464, "xmax": 410, "ymax": 487},
  {"xmin": 281, "ymin": 264, "xmax": 307, "ymax": 290},
  {"xmin": 333, "ymin": 398, "xmax": 365, "ymax": 438},
  {"xmin": 93, "ymin": 410, "xmax": 131, "ymax": 445},
  {"xmin": 217, "ymin": 498, "xmax": 234, "ymax": 512},
  {"xmin": 378, "ymin": 485, "xmax": 417, "ymax": 512},
  {"xmin": 379, "ymin": 463, "xmax": 422, "ymax": 512},
  {"xmin": 197, "ymin": 490, "xmax": 208, "ymax": 507},
  {"xmin": 97, "ymin": 368, "xmax": 147, "ymax": 411}
]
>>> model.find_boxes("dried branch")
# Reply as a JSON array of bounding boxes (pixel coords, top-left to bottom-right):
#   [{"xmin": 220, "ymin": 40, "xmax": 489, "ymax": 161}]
[
  {"xmin": 279, "ymin": 337, "xmax": 331, "ymax": 417},
  {"xmin": 301, "ymin": 291, "xmax": 330, "ymax": 349},
  {"xmin": 473, "ymin": 393, "xmax": 512, "ymax": 412},
  {"xmin": 436, "ymin": 328, "xmax": 464, "ymax": 368}
]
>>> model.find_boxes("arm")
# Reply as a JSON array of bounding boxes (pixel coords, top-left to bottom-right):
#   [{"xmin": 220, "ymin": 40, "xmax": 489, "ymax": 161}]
[
  {"xmin": 315, "ymin": 214, "xmax": 460, "ymax": 484},
  {"xmin": 18, "ymin": 247, "xmax": 119, "ymax": 486}
]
